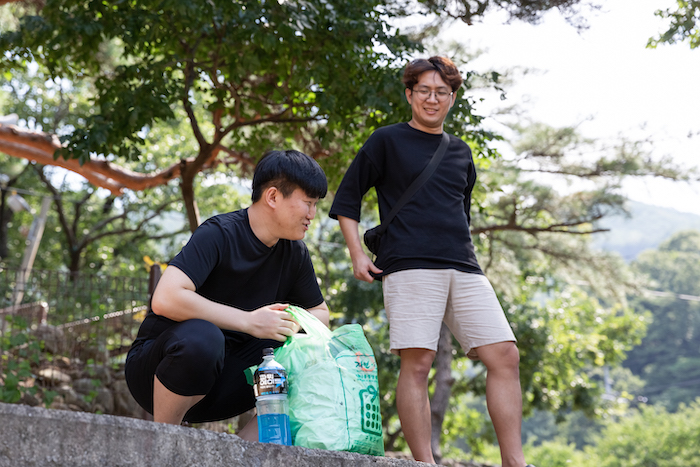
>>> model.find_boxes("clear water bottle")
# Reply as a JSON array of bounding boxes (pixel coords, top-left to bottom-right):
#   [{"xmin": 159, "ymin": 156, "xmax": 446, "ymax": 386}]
[{"xmin": 254, "ymin": 347, "xmax": 291, "ymax": 445}]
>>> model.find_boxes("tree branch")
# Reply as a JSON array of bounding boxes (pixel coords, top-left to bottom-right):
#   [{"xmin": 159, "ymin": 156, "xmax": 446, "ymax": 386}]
[
  {"xmin": 33, "ymin": 164, "xmax": 76, "ymax": 247},
  {"xmin": 0, "ymin": 124, "xmax": 212, "ymax": 193},
  {"xmin": 473, "ymin": 214, "xmax": 610, "ymax": 236}
]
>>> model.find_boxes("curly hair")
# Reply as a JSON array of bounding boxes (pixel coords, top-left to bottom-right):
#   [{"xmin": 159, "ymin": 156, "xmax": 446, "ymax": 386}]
[{"xmin": 402, "ymin": 56, "xmax": 463, "ymax": 92}]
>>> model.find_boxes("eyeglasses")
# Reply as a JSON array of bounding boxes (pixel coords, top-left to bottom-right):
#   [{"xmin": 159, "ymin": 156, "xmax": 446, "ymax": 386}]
[{"xmin": 411, "ymin": 87, "xmax": 454, "ymax": 102}]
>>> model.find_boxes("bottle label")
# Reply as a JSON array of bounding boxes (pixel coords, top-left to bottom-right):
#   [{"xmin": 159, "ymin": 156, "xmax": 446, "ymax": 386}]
[{"xmin": 254, "ymin": 368, "xmax": 288, "ymax": 397}]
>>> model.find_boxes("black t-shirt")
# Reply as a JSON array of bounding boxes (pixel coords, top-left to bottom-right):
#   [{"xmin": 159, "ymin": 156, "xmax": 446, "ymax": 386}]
[
  {"xmin": 329, "ymin": 122, "xmax": 483, "ymax": 277},
  {"xmin": 136, "ymin": 208, "xmax": 324, "ymax": 343}
]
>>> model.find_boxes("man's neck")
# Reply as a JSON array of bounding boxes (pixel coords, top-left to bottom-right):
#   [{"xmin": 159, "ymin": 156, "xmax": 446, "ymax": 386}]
[
  {"xmin": 407, "ymin": 119, "xmax": 443, "ymax": 134},
  {"xmin": 247, "ymin": 203, "xmax": 279, "ymax": 248}
]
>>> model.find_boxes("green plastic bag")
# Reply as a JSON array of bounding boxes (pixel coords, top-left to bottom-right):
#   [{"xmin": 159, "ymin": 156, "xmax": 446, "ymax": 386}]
[{"xmin": 272, "ymin": 306, "xmax": 384, "ymax": 456}]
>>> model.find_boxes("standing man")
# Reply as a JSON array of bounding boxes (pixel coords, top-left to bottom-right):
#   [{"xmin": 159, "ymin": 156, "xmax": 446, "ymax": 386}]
[
  {"xmin": 329, "ymin": 57, "xmax": 534, "ymax": 467},
  {"xmin": 125, "ymin": 150, "xmax": 330, "ymax": 440}
]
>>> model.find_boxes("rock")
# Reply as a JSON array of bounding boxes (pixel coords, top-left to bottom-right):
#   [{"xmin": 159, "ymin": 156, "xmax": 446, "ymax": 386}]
[
  {"xmin": 91, "ymin": 365, "xmax": 113, "ymax": 385},
  {"xmin": 112, "ymin": 379, "xmax": 145, "ymax": 418},
  {"xmin": 49, "ymin": 402, "xmax": 71, "ymax": 411},
  {"xmin": 19, "ymin": 391, "xmax": 41, "ymax": 407},
  {"xmin": 32, "ymin": 324, "xmax": 66, "ymax": 354},
  {"xmin": 52, "ymin": 356, "xmax": 72, "ymax": 369},
  {"xmin": 37, "ymin": 367, "xmax": 71, "ymax": 385},
  {"xmin": 57, "ymin": 386, "xmax": 90, "ymax": 411},
  {"xmin": 73, "ymin": 378, "xmax": 98, "ymax": 395},
  {"xmin": 94, "ymin": 387, "xmax": 114, "ymax": 413}
]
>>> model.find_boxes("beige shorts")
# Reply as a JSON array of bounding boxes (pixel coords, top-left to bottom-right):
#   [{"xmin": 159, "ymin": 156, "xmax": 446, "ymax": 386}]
[{"xmin": 382, "ymin": 269, "xmax": 516, "ymax": 360}]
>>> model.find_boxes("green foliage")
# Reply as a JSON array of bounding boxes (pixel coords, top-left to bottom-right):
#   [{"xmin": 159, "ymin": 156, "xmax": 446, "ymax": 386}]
[
  {"xmin": 509, "ymin": 122, "xmax": 695, "ymax": 182},
  {"xmin": 413, "ymin": 0, "xmax": 594, "ymax": 28},
  {"xmin": 0, "ymin": 316, "xmax": 42, "ymax": 404},
  {"xmin": 0, "ymin": 55, "xmax": 95, "ymax": 134},
  {"xmin": 440, "ymin": 392, "xmax": 492, "ymax": 459},
  {"xmin": 524, "ymin": 439, "xmax": 598, "ymax": 467},
  {"xmin": 481, "ymin": 402, "xmax": 700, "ymax": 466},
  {"xmin": 509, "ymin": 288, "xmax": 647, "ymax": 417},
  {"xmin": 625, "ymin": 230, "xmax": 700, "ymax": 411},
  {"xmin": 589, "ymin": 401, "xmax": 700, "ymax": 466},
  {"xmin": 0, "ymin": 60, "xmax": 193, "ymax": 274},
  {"xmin": 0, "ymin": 160, "xmax": 186, "ymax": 274},
  {"xmin": 648, "ymin": 1, "xmax": 700, "ymax": 49},
  {"xmin": 0, "ymin": 0, "xmax": 417, "ymax": 165},
  {"xmin": 0, "ymin": 0, "xmax": 503, "ymax": 199}
]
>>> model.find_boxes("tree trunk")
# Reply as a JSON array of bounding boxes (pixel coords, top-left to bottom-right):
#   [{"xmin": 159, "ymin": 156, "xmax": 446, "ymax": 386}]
[
  {"xmin": 68, "ymin": 246, "xmax": 82, "ymax": 275},
  {"xmin": 0, "ymin": 202, "xmax": 11, "ymax": 259},
  {"xmin": 430, "ymin": 323, "xmax": 455, "ymax": 463},
  {"xmin": 384, "ymin": 427, "xmax": 403, "ymax": 453},
  {"xmin": 179, "ymin": 162, "xmax": 201, "ymax": 233}
]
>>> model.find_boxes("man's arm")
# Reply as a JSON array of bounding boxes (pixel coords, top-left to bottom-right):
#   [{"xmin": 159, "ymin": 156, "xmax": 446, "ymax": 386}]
[
  {"xmin": 307, "ymin": 301, "xmax": 331, "ymax": 327},
  {"xmin": 337, "ymin": 215, "xmax": 383, "ymax": 283},
  {"xmin": 151, "ymin": 266, "xmax": 298, "ymax": 342}
]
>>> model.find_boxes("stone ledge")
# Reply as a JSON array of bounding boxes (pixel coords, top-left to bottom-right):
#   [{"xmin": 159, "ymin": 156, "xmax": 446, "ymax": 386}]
[{"xmin": 0, "ymin": 402, "xmax": 437, "ymax": 467}]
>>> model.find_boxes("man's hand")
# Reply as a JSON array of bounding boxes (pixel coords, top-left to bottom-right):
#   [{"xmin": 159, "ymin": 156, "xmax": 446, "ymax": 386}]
[
  {"xmin": 351, "ymin": 251, "xmax": 383, "ymax": 283},
  {"xmin": 244, "ymin": 303, "xmax": 300, "ymax": 341},
  {"xmin": 337, "ymin": 215, "xmax": 383, "ymax": 283}
]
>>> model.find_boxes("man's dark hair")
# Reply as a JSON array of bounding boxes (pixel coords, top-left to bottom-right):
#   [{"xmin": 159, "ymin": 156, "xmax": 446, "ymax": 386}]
[
  {"xmin": 251, "ymin": 150, "xmax": 328, "ymax": 202},
  {"xmin": 402, "ymin": 56, "xmax": 463, "ymax": 92}
]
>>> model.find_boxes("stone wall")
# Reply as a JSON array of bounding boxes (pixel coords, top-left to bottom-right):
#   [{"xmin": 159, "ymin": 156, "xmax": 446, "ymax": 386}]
[{"xmin": 0, "ymin": 402, "xmax": 455, "ymax": 467}]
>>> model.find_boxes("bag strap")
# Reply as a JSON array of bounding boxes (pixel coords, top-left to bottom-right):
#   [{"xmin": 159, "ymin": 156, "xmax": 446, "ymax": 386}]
[{"xmin": 375, "ymin": 131, "xmax": 450, "ymax": 235}]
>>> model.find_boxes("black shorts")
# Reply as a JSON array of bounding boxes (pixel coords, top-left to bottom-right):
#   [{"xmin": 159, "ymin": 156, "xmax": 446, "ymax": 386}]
[{"xmin": 124, "ymin": 315, "xmax": 281, "ymax": 423}]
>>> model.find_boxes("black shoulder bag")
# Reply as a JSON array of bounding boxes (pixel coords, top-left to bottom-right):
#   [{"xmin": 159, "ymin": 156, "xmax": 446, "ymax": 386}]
[{"xmin": 363, "ymin": 131, "xmax": 450, "ymax": 256}]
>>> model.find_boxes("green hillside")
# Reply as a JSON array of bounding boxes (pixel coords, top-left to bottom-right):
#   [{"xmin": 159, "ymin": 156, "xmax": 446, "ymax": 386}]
[{"xmin": 592, "ymin": 201, "xmax": 700, "ymax": 261}]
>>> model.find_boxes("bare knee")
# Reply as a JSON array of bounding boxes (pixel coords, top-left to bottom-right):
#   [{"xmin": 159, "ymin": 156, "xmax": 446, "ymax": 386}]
[
  {"xmin": 479, "ymin": 342, "xmax": 520, "ymax": 375},
  {"xmin": 399, "ymin": 348, "xmax": 435, "ymax": 383}
]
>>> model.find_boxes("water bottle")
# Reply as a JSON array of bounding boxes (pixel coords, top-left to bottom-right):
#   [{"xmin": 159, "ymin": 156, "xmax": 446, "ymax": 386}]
[{"xmin": 254, "ymin": 347, "xmax": 292, "ymax": 445}]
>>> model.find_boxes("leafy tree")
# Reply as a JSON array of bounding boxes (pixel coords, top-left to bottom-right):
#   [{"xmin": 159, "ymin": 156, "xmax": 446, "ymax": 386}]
[
  {"xmin": 493, "ymin": 401, "xmax": 700, "ymax": 467},
  {"xmin": 0, "ymin": 61, "xmax": 190, "ymax": 273},
  {"xmin": 648, "ymin": 0, "xmax": 700, "ymax": 49},
  {"xmin": 523, "ymin": 439, "xmax": 597, "ymax": 467},
  {"xmin": 410, "ymin": 0, "xmax": 598, "ymax": 27},
  {"xmin": 0, "ymin": 0, "xmax": 428, "ymax": 231},
  {"xmin": 588, "ymin": 401, "xmax": 700, "ymax": 466},
  {"xmin": 0, "ymin": 0, "xmax": 612, "ymax": 233},
  {"xmin": 624, "ymin": 230, "xmax": 700, "ymax": 411},
  {"xmin": 0, "ymin": 29, "xmax": 255, "ymax": 273}
]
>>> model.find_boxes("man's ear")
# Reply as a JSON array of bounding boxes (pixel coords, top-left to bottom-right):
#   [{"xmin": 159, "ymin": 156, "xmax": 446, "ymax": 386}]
[
  {"xmin": 405, "ymin": 88, "xmax": 412, "ymax": 104},
  {"xmin": 449, "ymin": 92, "xmax": 457, "ymax": 109},
  {"xmin": 263, "ymin": 186, "xmax": 279, "ymax": 208}
]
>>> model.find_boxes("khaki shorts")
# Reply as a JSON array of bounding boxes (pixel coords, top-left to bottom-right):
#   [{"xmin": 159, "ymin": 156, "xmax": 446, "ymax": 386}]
[{"xmin": 382, "ymin": 269, "xmax": 516, "ymax": 360}]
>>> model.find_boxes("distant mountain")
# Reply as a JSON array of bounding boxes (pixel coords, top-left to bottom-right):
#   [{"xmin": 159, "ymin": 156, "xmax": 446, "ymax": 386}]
[{"xmin": 592, "ymin": 201, "xmax": 700, "ymax": 261}]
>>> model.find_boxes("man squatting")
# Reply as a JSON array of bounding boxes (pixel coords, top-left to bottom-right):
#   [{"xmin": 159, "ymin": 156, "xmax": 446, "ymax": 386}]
[{"xmin": 125, "ymin": 150, "xmax": 330, "ymax": 439}]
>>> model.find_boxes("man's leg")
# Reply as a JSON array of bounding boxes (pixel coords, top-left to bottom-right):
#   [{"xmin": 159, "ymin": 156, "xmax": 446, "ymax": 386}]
[
  {"xmin": 383, "ymin": 270, "xmax": 449, "ymax": 463},
  {"xmin": 396, "ymin": 348, "xmax": 437, "ymax": 464},
  {"xmin": 476, "ymin": 341, "xmax": 526, "ymax": 467},
  {"xmin": 126, "ymin": 319, "xmax": 226, "ymax": 424},
  {"xmin": 237, "ymin": 414, "xmax": 259, "ymax": 442},
  {"xmin": 153, "ymin": 375, "xmax": 205, "ymax": 425}
]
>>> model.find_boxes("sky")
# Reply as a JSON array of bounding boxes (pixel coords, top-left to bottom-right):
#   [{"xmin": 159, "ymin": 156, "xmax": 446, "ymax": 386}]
[{"xmin": 445, "ymin": 0, "xmax": 700, "ymax": 215}]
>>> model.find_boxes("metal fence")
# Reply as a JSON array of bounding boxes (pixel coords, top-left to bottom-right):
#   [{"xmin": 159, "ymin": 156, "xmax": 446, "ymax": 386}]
[{"xmin": 0, "ymin": 267, "xmax": 151, "ymax": 368}]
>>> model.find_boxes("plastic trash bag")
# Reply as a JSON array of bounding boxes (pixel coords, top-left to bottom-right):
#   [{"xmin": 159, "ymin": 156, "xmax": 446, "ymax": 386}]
[{"xmin": 248, "ymin": 306, "xmax": 384, "ymax": 456}]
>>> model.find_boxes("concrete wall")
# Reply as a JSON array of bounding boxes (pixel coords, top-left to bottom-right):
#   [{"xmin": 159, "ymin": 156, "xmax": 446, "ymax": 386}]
[{"xmin": 0, "ymin": 402, "xmax": 438, "ymax": 467}]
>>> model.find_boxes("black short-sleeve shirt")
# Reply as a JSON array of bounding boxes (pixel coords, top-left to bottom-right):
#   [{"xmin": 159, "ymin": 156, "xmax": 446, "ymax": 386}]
[{"xmin": 137, "ymin": 208, "xmax": 323, "ymax": 343}]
